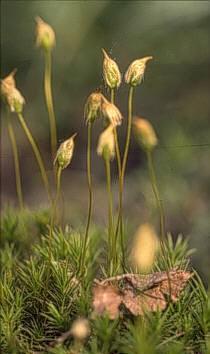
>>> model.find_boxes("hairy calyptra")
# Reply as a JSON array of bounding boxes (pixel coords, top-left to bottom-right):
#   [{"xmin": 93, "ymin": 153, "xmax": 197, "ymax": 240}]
[
  {"xmin": 133, "ymin": 116, "xmax": 158, "ymax": 152},
  {"xmin": 125, "ymin": 56, "xmax": 153, "ymax": 86},
  {"xmin": 131, "ymin": 223, "xmax": 159, "ymax": 272},
  {"xmin": 102, "ymin": 48, "xmax": 121, "ymax": 89},
  {"xmin": 84, "ymin": 92, "xmax": 105, "ymax": 124},
  {"xmin": 35, "ymin": 16, "xmax": 56, "ymax": 51},
  {"xmin": 101, "ymin": 100, "xmax": 123, "ymax": 127},
  {"xmin": 97, "ymin": 125, "xmax": 115, "ymax": 160},
  {"xmin": 54, "ymin": 133, "xmax": 77, "ymax": 169},
  {"xmin": 1, "ymin": 70, "xmax": 25, "ymax": 113}
]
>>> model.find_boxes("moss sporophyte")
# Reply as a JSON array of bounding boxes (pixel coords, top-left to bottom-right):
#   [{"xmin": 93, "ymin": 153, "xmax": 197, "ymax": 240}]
[
  {"xmin": 35, "ymin": 17, "xmax": 57, "ymax": 161},
  {"xmin": 1, "ymin": 37, "xmax": 156, "ymax": 275},
  {"xmin": 1, "ymin": 15, "xmax": 206, "ymax": 354},
  {"xmin": 1, "ymin": 70, "xmax": 52, "ymax": 203}
]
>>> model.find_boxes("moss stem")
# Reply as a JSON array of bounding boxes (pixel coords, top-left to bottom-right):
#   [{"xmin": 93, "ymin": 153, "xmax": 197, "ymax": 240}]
[
  {"xmin": 7, "ymin": 111, "xmax": 24, "ymax": 209},
  {"xmin": 104, "ymin": 155, "xmax": 114, "ymax": 274},
  {"xmin": 110, "ymin": 88, "xmax": 122, "ymax": 266},
  {"xmin": 17, "ymin": 112, "xmax": 52, "ymax": 203},
  {"xmin": 146, "ymin": 150, "xmax": 171, "ymax": 299},
  {"xmin": 49, "ymin": 165, "xmax": 62, "ymax": 260},
  {"xmin": 111, "ymin": 89, "xmax": 121, "ymax": 176},
  {"xmin": 115, "ymin": 86, "xmax": 134, "ymax": 266},
  {"xmin": 44, "ymin": 49, "xmax": 57, "ymax": 160},
  {"xmin": 79, "ymin": 122, "xmax": 93, "ymax": 274},
  {"xmin": 146, "ymin": 149, "xmax": 165, "ymax": 242}
]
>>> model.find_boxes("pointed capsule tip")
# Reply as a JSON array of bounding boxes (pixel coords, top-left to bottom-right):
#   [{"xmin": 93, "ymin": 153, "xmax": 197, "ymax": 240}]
[
  {"xmin": 35, "ymin": 16, "xmax": 43, "ymax": 24},
  {"xmin": 10, "ymin": 68, "xmax": 17, "ymax": 77},
  {"xmin": 102, "ymin": 48, "xmax": 109, "ymax": 59},
  {"xmin": 71, "ymin": 133, "xmax": 77, "ymax": 140},
  {"xmin": 144, "ymin": 56, "xmax": 153, "ymax": 62}
]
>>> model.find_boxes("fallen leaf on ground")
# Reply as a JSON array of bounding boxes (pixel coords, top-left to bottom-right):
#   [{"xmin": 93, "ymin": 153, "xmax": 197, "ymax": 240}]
[
  {"xmin": 92, "ymin": 283, "xmax": 122, "ymax": 319},
  {"xmin": 92, "ymin": 269, "xmax": 192, "ymax": 318}
]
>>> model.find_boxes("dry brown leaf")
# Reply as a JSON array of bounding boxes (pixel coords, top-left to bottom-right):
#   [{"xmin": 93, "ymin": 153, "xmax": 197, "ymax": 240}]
[
  {"xmin": 122, "ymin": 270, "xmax": 192, "ymax": 315},
  {"xmin": 122, "ymin": 287, "xmax": 166, "ymax": 315},
  {"xmin": 92, "ymin": 269, "xmax": 192, "ymax": 318},
  {"xmin": 92, "ymin": 283, "xmax": 122, "ymax": 319}
]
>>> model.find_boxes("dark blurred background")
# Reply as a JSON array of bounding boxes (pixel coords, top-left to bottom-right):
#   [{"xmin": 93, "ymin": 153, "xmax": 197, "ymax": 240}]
[{"xmin": 1, "ymin": 1, "xmax": 210, "ymax": 281}]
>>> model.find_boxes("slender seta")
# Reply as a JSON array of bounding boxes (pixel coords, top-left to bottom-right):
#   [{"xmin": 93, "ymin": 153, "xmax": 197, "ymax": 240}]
[
  {"xmin": 35, "ymin": 16, "xmax": 57, "ymax": 160},
  {"xmin": 44, "ymin": 49, "xmax": 57, "ymax": 160},
  {"xmin": 49, "ymin": 165, "xmax": 62, "ymax": 260},
  {"xmin": 17, "ymin": 112, "xmax": 52, "ymax": 203},
  {"xmin": 79, "ymin": 122, "xmax": 93, "ymax": 274},
  {"xmin": 6, "ymin": 109, "xmax": 24, "ymax": 209},
  {"xmin": 117, "ymin": 86, "xmax": 134, "ymax": 265}
]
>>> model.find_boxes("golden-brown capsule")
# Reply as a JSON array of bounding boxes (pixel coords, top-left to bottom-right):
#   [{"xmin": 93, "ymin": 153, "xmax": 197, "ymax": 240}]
[
  {"xmin": 97, "ymin": 125, "xmax": 115, "ymax": 160},
  {"xmin": 1, "ymin": 69, "xmax": 17, "ymax": 97},
  {"xmin": 130, "ymin": 223, "xmax": 159, "ymax": 272},
  {"xmin": 101, "ymin": 100, "xmax": 122, "ymax": 127},
  {"xmin": 70, "ymin": 318, "xmax": 90, "ymax": 341},
  {"xmin": 35, "ymin": 16, "xmax": 55, "ymax": 51},
  {"xmin": 133, "ymin": 116, "xmax": 158, "ymax": 151},
  {"xmin": 6, "ymin": 87, "xmax": 25, "ymax": 113},
  {"xmin": 84, "ymin": 92, "xmax": 105, "ymax": 124},
  {"xmin": 1, "ymin": 70, "xmax": 25, "ymax": 113},
  {"xmin": 125, "ymin": 56, "xmax": 153, "ymax": 86},
  {"xmin": 102, "ymin": 49, "xmax": 121, "ymax": 89},
  {"xmin": 54, "ymin": 133, "xmax": 77, "ymax": 169}
]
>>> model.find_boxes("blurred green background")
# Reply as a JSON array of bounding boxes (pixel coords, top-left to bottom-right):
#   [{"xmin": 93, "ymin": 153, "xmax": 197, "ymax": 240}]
[{"xmin": 1, "ymin": 1, "xmax": 210, "ymax": 281}]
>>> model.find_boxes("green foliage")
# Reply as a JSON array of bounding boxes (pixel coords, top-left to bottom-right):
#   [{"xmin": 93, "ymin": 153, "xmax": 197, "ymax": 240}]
[
  {"xmin": 0, "ymin": 210, "xmax": 208, "ymax": 353},
  {"xmin": 88, "ymin": 316, "xmax": 120, "ymax": 354},
  {"xmin": 155, "ymin": 233, "xmax": 196, "ymax": 270},
  {"xmin": 0, "ymin": 207, "xmax": 50, "ymax": 256}
]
